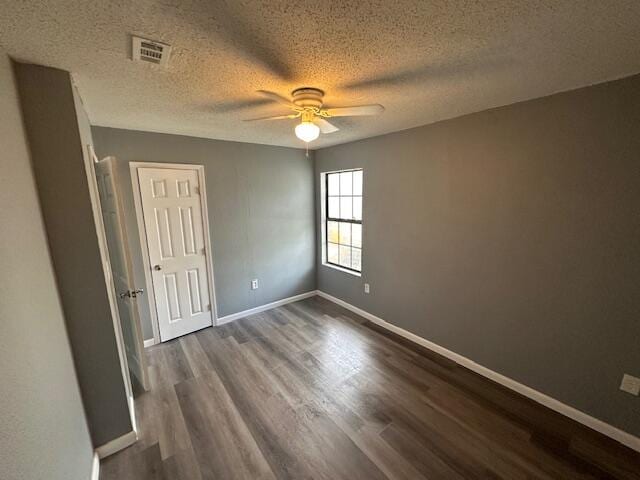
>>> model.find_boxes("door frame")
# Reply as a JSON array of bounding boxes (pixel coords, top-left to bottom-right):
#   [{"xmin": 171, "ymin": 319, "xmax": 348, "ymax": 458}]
[{"xmin": 130, "ymin": 162, "xmax": 218, "ymax": 346}]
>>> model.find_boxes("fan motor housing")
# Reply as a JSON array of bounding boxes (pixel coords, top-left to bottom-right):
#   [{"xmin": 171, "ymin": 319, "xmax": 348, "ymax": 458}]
[{"xmin": 292, "ymin": 87, "xmax": 324, "ymax": 108}]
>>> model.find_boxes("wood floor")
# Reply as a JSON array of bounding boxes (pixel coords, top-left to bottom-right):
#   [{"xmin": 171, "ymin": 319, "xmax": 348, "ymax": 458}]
[{"xmin": 100, "ymin": 296, "xmax": 640, "ymax": 479}]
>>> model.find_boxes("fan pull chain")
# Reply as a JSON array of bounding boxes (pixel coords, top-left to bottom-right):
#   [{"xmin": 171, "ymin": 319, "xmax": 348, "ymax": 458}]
[{"xmin": 306, "ymin": 144, "xmax": 309, "ymax": 158}]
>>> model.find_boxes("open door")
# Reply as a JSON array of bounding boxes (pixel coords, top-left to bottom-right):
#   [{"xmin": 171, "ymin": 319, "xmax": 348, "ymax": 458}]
[{"xmin": 95, "ymin": 157, "xmax": 149, "ymax": 391}]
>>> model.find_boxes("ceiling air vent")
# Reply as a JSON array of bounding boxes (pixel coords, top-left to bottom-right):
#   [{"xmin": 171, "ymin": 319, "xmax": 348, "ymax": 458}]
[{"xmin": 132, "ymin": 36, "xmax": 171, "ymax": 66}]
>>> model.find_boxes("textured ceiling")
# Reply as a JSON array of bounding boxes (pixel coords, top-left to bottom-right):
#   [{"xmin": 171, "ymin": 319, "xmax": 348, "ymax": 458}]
[{"xmin": 2, "ymin": 1, "xmax": 640, "ymax": 149}]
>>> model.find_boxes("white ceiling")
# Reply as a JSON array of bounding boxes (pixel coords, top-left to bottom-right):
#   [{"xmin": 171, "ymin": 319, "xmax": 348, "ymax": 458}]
[{"xmin": 2, "ymin": 1, "xmax": 640, "ymax": 149}]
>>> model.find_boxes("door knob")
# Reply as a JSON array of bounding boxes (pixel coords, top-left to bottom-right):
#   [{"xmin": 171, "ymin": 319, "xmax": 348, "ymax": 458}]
[
  {"xmin": 119, "ymin": 289, "xmax": 144, "ymax": 299},
  {"xmin": 153, "ymin": 265, "xmax": 162, "ymax": 271}
]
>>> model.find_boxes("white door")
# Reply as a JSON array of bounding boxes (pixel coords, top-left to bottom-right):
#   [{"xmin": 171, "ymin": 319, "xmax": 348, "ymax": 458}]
[
  {"xmin": 137, "ymin": 167, "xmax": 213, "ymax": 341},
  {"xmin": 95, "ymin": 158, "xmax": 149, "ymax": 390}
]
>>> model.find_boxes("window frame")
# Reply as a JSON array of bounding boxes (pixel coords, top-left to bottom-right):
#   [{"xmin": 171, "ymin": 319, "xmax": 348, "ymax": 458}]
[{"xmin": 324, "ymin": 168, "xmax": 363, "ymax": 274}]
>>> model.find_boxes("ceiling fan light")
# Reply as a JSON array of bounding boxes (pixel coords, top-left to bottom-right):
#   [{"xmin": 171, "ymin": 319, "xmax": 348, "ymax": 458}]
[{"xmin": 295, "ymin": 121, "xmax": 320, "ymax": 142}]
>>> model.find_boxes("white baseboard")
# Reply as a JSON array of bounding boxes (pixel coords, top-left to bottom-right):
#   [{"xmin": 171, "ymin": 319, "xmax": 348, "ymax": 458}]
[
  {"xmin": 95, "ymin": 430, "xmax": 138, "ymax": 459},
  {"xmin": 143, "ymin": 291, "xmax": 316, "ymax": 344},
  {"xmin": 216, "ymin": 290, "xmax": 317, "ymax": 325},
  {"xmin": 91, "ymin": 452, "xmax": 99, "ymax": 480},
  {"xmin": 316, "ymin": 290, "xmax": 640, "ymax": 453}
]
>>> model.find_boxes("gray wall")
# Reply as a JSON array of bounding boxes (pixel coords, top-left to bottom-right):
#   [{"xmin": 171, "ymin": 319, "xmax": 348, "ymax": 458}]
[
  {"xmin": 315, "ymin": 74, "xmax": 640, "ymax": 437},
  {"xmin": 15, "ymin": 63, "xmax": 132, "ymax": 446},
  {"xmin": 92, "ymin": 127, "xmax": 316, "ymax": 340},
  {"xmin": 0, "ymin": 53, "xmax": 94, "ymax": 480}
]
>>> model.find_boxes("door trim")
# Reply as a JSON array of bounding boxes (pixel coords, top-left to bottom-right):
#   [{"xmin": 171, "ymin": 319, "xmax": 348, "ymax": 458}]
[{"xmin": 130, "ymin": 162, "xmax": 218, "ymax": 345}]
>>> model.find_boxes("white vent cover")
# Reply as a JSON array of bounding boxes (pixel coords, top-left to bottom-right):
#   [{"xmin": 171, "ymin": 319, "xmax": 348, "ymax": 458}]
[{"xmin": 132, "ymin": 36, "xmax": 171, "ymax": 66}]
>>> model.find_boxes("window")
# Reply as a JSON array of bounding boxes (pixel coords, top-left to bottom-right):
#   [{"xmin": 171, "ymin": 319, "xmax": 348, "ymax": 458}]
[{"xmin": 325, "ymin": 169, "xmax": 363, "ymax": 273}]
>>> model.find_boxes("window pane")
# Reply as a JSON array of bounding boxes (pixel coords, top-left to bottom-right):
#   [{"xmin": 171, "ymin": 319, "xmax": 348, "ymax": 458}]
[
  {"xmin": 340, "ymin": 171, "xmax": 353, "ymax": 195},
  {"xmin": 328, "ymin": 173, "xmax": 340, "ymax": 195},
  {"xmin": 353, "ymin": 197, "xmax": 362, "ymax": 220},
  {"xmin": 340, "ymin": 197, "xmax": 352, "ymax": 219},
  {"xmin": 353, "ymin": 170, "xmax": 363, "ymax": 196},
  {"xmin": 352, "ymin": 224, "xmax": 362, "ymax": 248},
  {"xmin": 325, "ymin": 169, "xmax": 363, "ymax": 273},
  {"xmin": 328, "ymin": 197, "xmax": 339, "ymax": 218},
  {"xmin": 339, "ymin": 245, "xmax": 351, "ymax": 268},
  {"xmin": 327, "ymin": 242, "xmax": 339, "ymax": 264},
  {"xmin": 339, "ymin": 222, "xmax": 351, "ymax": 245},
  {"xmin": 352, "ymin": 247, "xmax": 362, "ymax": 271},
  {"xmin": 327, "ymin": 221, "xmax": 339, "ymax": 243}
]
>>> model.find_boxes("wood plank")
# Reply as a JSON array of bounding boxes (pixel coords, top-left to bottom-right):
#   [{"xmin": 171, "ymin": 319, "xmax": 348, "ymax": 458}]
[
  {"xmin": 174, "ymin": 371, "xmax": 275, "ymax": 479},
  {"xmin": 101, "ymin": 297, "xmax": 640, "ymax": 480},
  {"xmin": 178, "ymin": 334, "xmax": 212, "ymax": 377}
]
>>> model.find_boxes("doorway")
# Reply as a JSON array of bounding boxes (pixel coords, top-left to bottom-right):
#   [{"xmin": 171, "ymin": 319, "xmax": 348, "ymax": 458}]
[{"xmin": 131, "ymin": 163, "xmax": 217, "ymax": 343}]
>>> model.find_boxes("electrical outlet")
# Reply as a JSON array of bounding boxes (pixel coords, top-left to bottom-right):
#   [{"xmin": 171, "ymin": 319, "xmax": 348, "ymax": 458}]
[
  {"xmin": 620, "ymin": 374, "xmax": 640, "ymax": 396},
  {"xmin": 364, "ymin": 283, "xmax": 370, "ymax": 294},
  {"xmin": 251, "ymin": 279, "xmax": 259, "ymax": 290}
]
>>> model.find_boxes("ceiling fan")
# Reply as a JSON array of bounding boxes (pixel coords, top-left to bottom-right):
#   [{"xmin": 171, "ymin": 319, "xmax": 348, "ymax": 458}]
[{"xmin": 244, "ymin": 88, "xmax": 384, "ymax": 142}]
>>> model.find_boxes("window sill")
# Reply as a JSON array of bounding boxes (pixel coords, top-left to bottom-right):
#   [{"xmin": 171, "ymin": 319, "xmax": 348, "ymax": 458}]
[{"xmin": 322, "ymin": 262, "xmax": 362, "ymax": 277}]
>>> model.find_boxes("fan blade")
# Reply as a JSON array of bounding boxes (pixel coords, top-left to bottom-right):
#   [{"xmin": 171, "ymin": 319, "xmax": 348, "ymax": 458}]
[
  {"xmin": 202, "ymin": 1, "xmax": 293, "ymax": 80},
  {"xmin": 342, "ymin": 53, "xmax": 514, "ymax": 90},
  {"xmin": 324, "ymin": 104, "xmax": 384, "ymax": 117},
  {"xmin": 244, "ymin": 113, "xmax": 299, "ymax": 121},
  {"xmin": 256, "ymin": 90, "xmax": 300, "ymax": 110},
  {"xmin": 212, "ymin": 98, "xmax": 272, "ymax": 113},
  {"xmin": 316, "ymin": 118, "xmax": 339, "ymax": 134}
]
